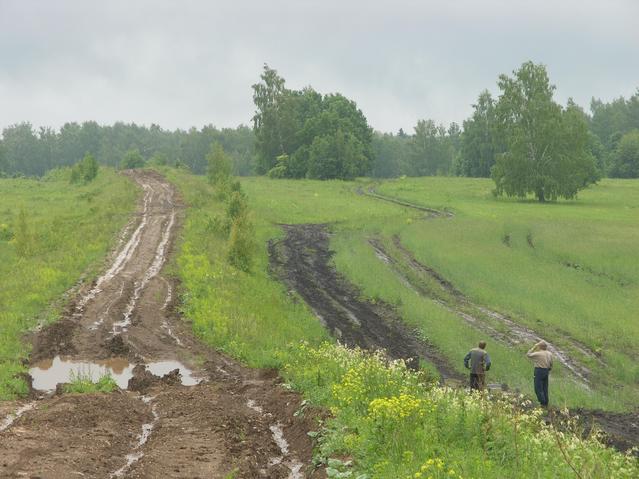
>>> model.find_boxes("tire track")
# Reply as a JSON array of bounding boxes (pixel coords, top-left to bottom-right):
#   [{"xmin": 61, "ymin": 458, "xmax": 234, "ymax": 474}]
[
  {"xmin": 370, "ymin": 236, "xmax": 600, "ymax": 385},
  {"xmin": 269, "ymin": 223, "xmax": 462, "ymax": 380}
]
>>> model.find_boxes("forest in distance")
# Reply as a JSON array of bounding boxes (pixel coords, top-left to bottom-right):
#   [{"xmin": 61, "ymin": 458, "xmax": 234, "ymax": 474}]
[{"xmin": 1, "ymin": 62, "xmax": 638, "ymax": 183}]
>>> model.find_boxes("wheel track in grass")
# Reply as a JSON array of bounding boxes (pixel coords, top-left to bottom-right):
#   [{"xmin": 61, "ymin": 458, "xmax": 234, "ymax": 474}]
[
  {"xmin": 0, "ymin": 170, "xmax": 320, "ymax": 479},
  {"xmin": 369, "ymin": 236, "xmax": 600, "ymax": 385}
]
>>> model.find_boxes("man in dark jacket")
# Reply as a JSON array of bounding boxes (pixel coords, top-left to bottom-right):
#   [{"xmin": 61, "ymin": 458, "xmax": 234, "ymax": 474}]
[{"xmin": 464, "ymin": 341, "xmax": 491, "ymax": 390}]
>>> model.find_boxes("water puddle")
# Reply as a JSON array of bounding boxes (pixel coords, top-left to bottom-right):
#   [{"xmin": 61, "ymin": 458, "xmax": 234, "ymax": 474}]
[{"xmin": 29, "ymin": 356, "xmax": 201, "ymax": 391}]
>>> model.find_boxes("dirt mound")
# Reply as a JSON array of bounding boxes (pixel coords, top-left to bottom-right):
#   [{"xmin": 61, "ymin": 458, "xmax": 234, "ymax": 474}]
[
  {"xmin": 29, "ymin": 318, "xmax": 78, "ymax": 362},
  {"xmin": 105, "ymin": 333, "xmax": 130, "ymax": 356},
  {"xmin": 269, "ymin": 223, "xmax": 461, "ymax": 380}
]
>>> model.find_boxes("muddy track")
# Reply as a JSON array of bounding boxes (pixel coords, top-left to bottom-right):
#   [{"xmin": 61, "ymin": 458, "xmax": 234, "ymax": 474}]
[
  {"xmin": 359, "ymin": 186, "xmax": 454, "ymax": 218},
  {"xmin": 369, "ymin": 236, "xmax": 601, "ymax": 385},
  {"xmin": 268, "ymin": 223, "xmax": 461, "ymax": 380},
  {"xmin": 0, "ymin": 170, "xmax": 320, "ymax": 479}
]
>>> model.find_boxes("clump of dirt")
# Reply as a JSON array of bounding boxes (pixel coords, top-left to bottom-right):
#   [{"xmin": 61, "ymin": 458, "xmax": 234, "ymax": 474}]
[
  {"xmin": 268, "ymin": 223, "xmax": 461, "ymax": 380},
  {"xmin": 105, "ymin": 334, "xmax": 130, "ymax": 356},
  {"xmin": 29, "ymin": 318, "xmax": 78, "ymax": 362},
  {"xmin": 127, "ymin": 364, "xmax": 159, "ymax": 393}
]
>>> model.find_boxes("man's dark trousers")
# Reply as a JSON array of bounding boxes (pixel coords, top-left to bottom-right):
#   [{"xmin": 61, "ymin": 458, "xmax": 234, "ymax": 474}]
[
  {"xmin": 470, "ymin": 373, "xmax": 485, "ymax": 391},
  {"xmin": 534, "ymin": 367, "xmax": 550, "ymax": 406}
]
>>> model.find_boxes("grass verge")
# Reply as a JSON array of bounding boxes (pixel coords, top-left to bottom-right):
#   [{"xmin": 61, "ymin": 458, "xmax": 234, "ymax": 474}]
[{"xmin": 0, "ymin": 168, "xmax": 137, "ymax": 399}]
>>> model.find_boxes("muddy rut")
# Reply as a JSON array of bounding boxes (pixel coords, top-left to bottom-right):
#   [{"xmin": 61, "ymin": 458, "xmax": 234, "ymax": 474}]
[
  {"xmin": 269, "ymin": 224, "xmax": 461, "ymax": 380},
  {"xmin": 0, "ymin": 171, "xmax": 319, "ymax": 479}
]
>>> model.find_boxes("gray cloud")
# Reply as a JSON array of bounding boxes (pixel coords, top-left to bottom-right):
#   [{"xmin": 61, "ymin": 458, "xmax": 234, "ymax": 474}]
[{"xmin": 1, "ymin": 0, "xmax": 638, "ymax": 133}]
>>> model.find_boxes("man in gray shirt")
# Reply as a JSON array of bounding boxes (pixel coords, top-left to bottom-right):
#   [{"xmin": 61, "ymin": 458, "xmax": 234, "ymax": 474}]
[
  {"xmin": 527, "ymin": 340, "xmax": 553, "ymax": 407},
  {"xmin": 463, "ymin": 341, "xmax": 491, "ymax": 391}
]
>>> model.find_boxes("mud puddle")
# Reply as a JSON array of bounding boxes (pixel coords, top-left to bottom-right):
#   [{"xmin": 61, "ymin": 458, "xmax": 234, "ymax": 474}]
[
  {"xmin": 268, "ymin": 223, "xmax": 461, "ymax": 380},
  {"xmin": 29, "ymin": 356, "xmax": 201, "ymax": 391}
]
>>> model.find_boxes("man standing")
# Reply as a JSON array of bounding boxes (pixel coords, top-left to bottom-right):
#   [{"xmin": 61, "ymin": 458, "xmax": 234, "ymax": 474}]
[
  {"xmin": 527, "ymin": 340, "xmax": 553, "ymax": 407},
  {"xmin": 463, "ymin": 341, "xmax": 491, "ymax": 390}
]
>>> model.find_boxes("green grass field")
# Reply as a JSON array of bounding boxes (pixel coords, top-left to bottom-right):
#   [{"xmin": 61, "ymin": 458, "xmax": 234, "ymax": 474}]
[
  {"xmin": 0, "ymin": 168, "xmax": 137, "ymax": 398},
  {"xmin": 164, "ymin": 170, "xmax": 638, "ymax": 477},
  {"xmin": 230, "ymin": 176, "xmax": 639, "ymax": 411}
]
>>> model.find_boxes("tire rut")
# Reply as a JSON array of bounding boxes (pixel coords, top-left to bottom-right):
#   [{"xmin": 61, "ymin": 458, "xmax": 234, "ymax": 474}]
[
  {"xmin": 369, "ymin": 236, "xmax": 599, "ymax": 385},
  {"xmin": 268, "ymin": 223, "xmax": 461, "ymax": 380}
]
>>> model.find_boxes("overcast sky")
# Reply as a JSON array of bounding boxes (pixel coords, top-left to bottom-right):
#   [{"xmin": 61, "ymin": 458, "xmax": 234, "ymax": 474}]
[{"xmin": 1, "ymin": 0, "xmax": 638, "ymax": 134}]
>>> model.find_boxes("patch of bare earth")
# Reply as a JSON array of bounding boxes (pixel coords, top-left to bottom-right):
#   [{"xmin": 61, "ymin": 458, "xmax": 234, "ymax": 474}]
[
  {"xmin": 268, "ymin": 223, "xmax": 461, "ymax": 380},
  {"xmin": 0, "ymin": 170, "xmax": 321, "ymax": 479}
]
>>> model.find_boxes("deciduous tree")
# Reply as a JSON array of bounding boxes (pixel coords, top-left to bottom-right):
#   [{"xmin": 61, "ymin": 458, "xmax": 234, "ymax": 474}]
[{"xmin": 492, "ymin": 62, "xmax": 598, "ymax": 201}]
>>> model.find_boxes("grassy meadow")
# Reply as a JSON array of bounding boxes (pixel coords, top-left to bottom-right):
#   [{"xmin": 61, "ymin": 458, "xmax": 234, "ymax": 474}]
[
  {"xmin": 229, "ymin": 175, "xmax": 637, "ymax": 411},
  {"xmin": 164, "ymin": 169, "xmax": 638, "ymax": 477},
  {"xmin": 0, "ymin": 168, "xmax": 137, "ymax": 398},
  {"xmin": 5, "ymin": 166, "xmax": 633, "ymax": 477}
]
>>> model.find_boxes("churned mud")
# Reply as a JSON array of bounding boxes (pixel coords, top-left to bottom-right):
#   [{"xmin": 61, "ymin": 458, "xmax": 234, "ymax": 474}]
[
  {"xmin": 0, "ymin": 170, "xmax": 321, "ymax": 479},
  {"xmin": 268, "ymin": 223, "xmax": 462, "ymax": 380}
]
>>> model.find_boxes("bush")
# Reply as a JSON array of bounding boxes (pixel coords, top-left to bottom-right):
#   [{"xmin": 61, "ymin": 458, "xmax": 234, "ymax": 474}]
[
  {"xmin": 120, "ymin": 148, "xmax": 146, "ymax": 169},
  {"xmin": 70, "ymin": 153, "xmax": 99, "ymax": 184},
  {"xmin": 207, "ymin": 142, "xmax": 232, "ymax": 186},
  {"xmin": 227, "ymin": 211, "xmax": 255, "ymax": 272},
  {"xmin": 13, "ymin": 209, "xmax": 32, "ymax": 257},
  {"xmin": 0, "ymin": 223, "xmax": 13, "ymax": 241}
]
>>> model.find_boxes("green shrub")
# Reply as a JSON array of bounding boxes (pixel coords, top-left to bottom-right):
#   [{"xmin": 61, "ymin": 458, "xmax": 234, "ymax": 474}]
[
  {"xmin": 13, "ymin": 208, "xmax": 32, "ymax": 257},
  {"xmin": 227, "ymin": 211, "xmax": 255, "ymax": 272},
  {"xmin": 0, "ymin": 223, "xmax": 13, "ymax": 241},
  {"xmin": 120, "ymin": 148, "xmax": 146, "ymax": 169},
  {"xmin": 70, "ymin": 153, "xmax": 99, "ymax": 184}
]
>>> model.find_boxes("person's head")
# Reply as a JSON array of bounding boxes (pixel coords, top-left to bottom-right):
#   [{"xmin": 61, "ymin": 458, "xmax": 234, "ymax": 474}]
[
  {"xmin": 538, "ymin": 341, "xmax": 548, "ymax": 350},
  {"xmin": 478, "ymin": 341, "xmax": 487, "ymax": 350}
]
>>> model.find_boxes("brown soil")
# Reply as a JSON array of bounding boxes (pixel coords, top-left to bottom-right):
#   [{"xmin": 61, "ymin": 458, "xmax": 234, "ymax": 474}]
[
  {"xmin": 268, "ymin": 223, "xmax": 462, "ymax": 380},
  {"xmin": 0, "ymin": 170, "xmax": 321, "ymax": 478}
]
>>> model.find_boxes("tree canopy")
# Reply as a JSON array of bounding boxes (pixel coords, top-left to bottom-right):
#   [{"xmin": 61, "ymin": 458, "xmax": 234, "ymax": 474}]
[
  {"xmin": 252, "ymin": 65, "xmax": 373, "ymax": 180},
  {"xmin": 0, "ymin": 121, "xmax": 255, "ymax": 178},
  {"xmin": 491, "ymin": 62, "xmax": 598, "ymax": 202},
  {"xmin": 457, "ymin": 91, "xmax": 503, "ymax": 177},
  {"xmin": 610, "ymin": 129, "xmax": 639, "ymax": 178}
]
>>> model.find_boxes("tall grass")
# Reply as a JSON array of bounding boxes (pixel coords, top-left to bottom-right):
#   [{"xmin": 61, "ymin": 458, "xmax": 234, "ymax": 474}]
[
  {"xmin": 283, "ymin": 342, "xmax": 638, "ymax": 479},
  {"xmin": 161, "ymin": 168, "xmax": 329, "ymax": 368},
  {"xmin": 0, "ymin": 168, "xmax": 137, "ymax": 398}
]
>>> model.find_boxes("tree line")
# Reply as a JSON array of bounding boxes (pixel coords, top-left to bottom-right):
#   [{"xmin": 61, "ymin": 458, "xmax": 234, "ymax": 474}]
[
  {"xmin": 1, "ymin": 63, "xmax": 637, "ymax": 191},
  {"xmin": 0, "ymin": 122, "xmax": 254, "ymax": 177}
]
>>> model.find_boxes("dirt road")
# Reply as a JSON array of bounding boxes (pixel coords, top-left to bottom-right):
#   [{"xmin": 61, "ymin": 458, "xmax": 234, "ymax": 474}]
[{"xmin": 0, "ymin": 171, "xmax": 319, "ymax": 478}]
